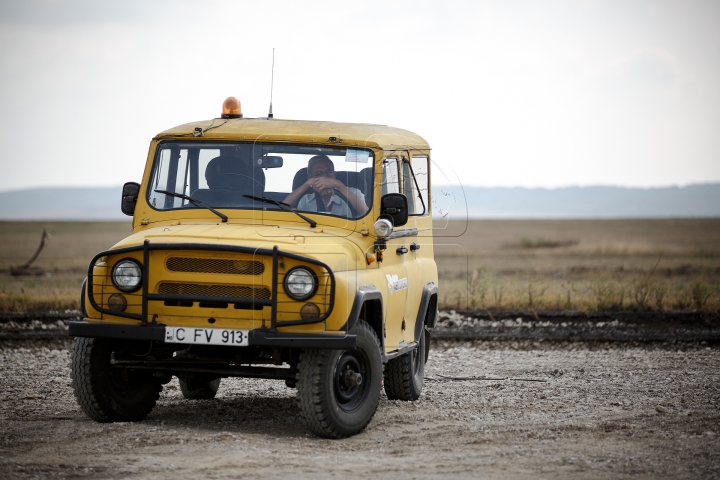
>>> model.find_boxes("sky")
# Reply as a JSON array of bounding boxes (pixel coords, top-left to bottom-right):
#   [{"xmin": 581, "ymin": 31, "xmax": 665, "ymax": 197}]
[{"xmin": 0, "ymin": 0, "xmax": 719, "ymax": 191}]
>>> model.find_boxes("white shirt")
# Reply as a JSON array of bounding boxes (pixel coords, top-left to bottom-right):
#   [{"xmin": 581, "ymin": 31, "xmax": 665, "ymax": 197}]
[{"xmin": 296, "ymin": 187, "xmax": 365, "ymax": 218}]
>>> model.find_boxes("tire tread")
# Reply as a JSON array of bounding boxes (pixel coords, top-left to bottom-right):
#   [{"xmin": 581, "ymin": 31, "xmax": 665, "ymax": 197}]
[
  {"xmin": 179, "ymin": 378, "xmax": 221, "ymax": 400},
  {"xmin": 384, "ymin": 332, "xmax": 424, "ymax": 401},
  {"xmin": 296, "ymin": 321, "xmax": 381, "ymax": 438},
  {"xmin": 70, "ymin": 337, "xmax": 161, "ymax": 422}
]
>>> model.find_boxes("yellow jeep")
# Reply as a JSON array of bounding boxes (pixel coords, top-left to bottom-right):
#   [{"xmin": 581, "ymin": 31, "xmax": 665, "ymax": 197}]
[{"xmin": 69, "ymin": 98, "xmax": 439, "ymax": 438}]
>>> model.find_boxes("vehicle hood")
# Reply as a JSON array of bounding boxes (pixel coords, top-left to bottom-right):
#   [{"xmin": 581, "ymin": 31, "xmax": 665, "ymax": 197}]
[{"xmin": 110, "ymin": 223, "xmax": 363, "ymax": 270}]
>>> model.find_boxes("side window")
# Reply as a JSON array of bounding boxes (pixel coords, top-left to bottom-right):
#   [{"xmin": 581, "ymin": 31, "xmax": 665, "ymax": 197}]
[
  {"xmin": 175, "ymin": 150, "xmax": 189, "ymax": 200},
  {"xmin": 149, "ymin": 146, "xmax": 189, "ymax": 209},
  {"xmin": 382, "ymin": 157, "xmax": 400, "ymax": 195},
  {"xmin": 401, "ymin": 156, "xmax": 415, "ymax": 213},
  {"xmin": 404, "ymin": 155, "xmax": 429, "ymax": 216}
]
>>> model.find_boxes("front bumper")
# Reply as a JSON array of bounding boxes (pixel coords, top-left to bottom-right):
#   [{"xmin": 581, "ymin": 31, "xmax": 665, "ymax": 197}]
[{"xmin": 68, "ymin": 321, "xmax": 356, "ymax": 349}]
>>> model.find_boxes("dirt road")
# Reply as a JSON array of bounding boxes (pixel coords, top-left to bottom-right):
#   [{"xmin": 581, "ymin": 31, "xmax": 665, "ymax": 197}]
[{"xmin": 1, "ymin": 339, "xmax": 719, "ymax": 479}]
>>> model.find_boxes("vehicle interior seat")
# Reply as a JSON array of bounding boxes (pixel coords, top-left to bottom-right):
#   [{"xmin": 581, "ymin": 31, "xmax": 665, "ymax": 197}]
[
  {"xmin": 359, "ymin": 167, "xmax": 373, "ymax": 199},
  {"xmin": 191, "ymin": 156, "xmax": 265, "ymax": 206}
]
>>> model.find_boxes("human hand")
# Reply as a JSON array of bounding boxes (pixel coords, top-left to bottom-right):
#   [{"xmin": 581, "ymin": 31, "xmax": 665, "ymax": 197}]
[{"xmin": 308, "ymin": 177, "xmax": 341, "ymax": 196}]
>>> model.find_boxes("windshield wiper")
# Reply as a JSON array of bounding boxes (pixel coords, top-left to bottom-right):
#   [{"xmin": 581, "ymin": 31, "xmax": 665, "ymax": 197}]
[
  {"xmin": 243, "ymin": 195, "xmax": 317, "ymax": 228},
  {"xmin": 154, "ymin": 190, "xmax": 228, "ymax": 223}
]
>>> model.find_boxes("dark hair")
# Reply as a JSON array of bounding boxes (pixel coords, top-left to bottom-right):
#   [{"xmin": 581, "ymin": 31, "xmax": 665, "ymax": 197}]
[{"xmin": 307, "ymin": 155, "xmax": 333, "ymax": 174}]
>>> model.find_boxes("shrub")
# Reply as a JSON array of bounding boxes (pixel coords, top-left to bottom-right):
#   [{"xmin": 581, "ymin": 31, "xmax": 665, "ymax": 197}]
[
  {"xmin": 631, "ymin": 279, "xmax": 668, "ymax": 311},
  {"xmin": 691, "ymin": 281, "xmax": 712, "ymax": 310},
  {"xmin": 590, "ymin": 280, "xmax": 626, "ymax": 310}
]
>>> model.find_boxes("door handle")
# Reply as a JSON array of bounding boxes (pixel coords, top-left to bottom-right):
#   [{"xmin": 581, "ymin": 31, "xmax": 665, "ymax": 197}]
[{"xmin": 396, "ymin": 246, "xmax": 408, "ymax": 255}]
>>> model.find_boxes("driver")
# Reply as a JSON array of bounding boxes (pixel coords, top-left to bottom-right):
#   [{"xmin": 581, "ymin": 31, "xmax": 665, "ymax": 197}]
[{"xmin": 284, "ymin": 155, "xmax": 368, "ymax": 216}]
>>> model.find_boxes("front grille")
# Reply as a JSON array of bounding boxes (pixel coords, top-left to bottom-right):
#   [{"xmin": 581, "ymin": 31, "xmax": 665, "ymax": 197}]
[
  {"xmin": 87, "ymin": 243, "xmax": 334, "ymax": 326},
  {"xmin": 166, "ymin": 257, "xmax": 264, "ymax": 275},
  {"xmin": 158, "ymin": 283, "xmax": 271, "ymax": 299}
]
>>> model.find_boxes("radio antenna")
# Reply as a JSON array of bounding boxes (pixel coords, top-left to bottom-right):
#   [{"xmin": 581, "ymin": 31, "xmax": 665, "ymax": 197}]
[{"xmin": 268, "ymin": 48, "xmax": 275, "ymax": 118}]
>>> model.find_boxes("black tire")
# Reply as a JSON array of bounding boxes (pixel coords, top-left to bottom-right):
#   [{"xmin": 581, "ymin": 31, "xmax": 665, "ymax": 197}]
[
  {"xmin": 295, "ymin": 320, "xmax": 383, "ymax": 438},
  {"xmin": 384, "ymin": 326, "xmax": 425, "ymax": 401},
  {"xmin": 71, "ymin": 337, "xmax": 162, "ymax": 422},
  {"xmin": 424, "ymin": 327, "xmax": 431, "ymax": 363},
  {"xmin": 179, "ymin": 376, "xmax": 221, "ymax": 400}
]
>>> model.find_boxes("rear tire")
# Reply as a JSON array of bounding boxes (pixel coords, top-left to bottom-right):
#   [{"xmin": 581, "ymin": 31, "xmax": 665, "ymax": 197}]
[
  {"xmin": 71, "ymin": 337, "xmax": 162, "ymax": 422},
  {"xmin": 384, "ymin": 327, "xmax": 425, "ymax": 401},
  {"xmin": 179, "ymin": 376, "xmax": 221, "ymax": 400},
  {"xmin": 424, "ymin": 327, "xmax": 431, "ymax": 362},
  {"xmin": 295, "ymin": 320, "xmax": 382, "ymax": 438}
]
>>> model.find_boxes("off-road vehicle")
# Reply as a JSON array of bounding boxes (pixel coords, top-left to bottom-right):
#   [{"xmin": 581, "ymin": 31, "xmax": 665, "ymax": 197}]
[{"xmin": 69, "ymin": 97, "xmax": 439, "ymax": 438}]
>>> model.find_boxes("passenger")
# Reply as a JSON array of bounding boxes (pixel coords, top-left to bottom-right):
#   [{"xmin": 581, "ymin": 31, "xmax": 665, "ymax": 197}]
[{"xmin": 284, "ymin": 155, "xmax": 368, "ymax": 216}]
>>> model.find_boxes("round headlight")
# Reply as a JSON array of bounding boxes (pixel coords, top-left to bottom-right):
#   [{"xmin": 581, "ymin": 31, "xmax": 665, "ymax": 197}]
[
  {"xmin": 284, "ymin": 267, "xmax": 317, "ymax": 301},
  {"xmin": 108, "ymin": 293, "xmax": 127, "ymax": 311},
  {"xmin": 373, "ymin": 218, "xmax": 393, "ymax": 238},
  {"xmin": 300, "ymin": 302, "xmax": 321, "ymax": 320},
  {"xmin": 111, "ymin": 259, "xmax": 142, "ymax": 292}
]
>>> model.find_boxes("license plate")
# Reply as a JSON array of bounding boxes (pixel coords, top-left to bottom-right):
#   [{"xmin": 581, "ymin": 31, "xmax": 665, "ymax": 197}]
[{"xmin": 164, "ymin": 327, "xmax": 249, "ymax": 346}]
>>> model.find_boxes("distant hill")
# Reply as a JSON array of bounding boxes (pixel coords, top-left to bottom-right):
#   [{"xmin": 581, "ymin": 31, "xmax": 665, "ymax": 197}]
[
  {"xmin": 0, "ymin": 184, "xmax": 718, "ymax": 220},
  {"xmin": 0, "ymin": 187, "xmax": 127, "ymax": 220},
  {"xmin": 446, "ymin": 183, "xmax": 720, "ymax": 218}
]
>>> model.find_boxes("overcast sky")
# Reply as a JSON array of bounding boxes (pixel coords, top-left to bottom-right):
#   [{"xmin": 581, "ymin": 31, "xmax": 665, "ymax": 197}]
[{"xmin": 1, "ymin": 0, "xmax": 718, "ymax": 191}]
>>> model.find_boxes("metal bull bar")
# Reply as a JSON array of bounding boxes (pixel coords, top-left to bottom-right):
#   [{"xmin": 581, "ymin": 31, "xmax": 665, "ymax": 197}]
[{"xmin": 86, "ymin": 240, "xmax": 335, "ymax": 329}]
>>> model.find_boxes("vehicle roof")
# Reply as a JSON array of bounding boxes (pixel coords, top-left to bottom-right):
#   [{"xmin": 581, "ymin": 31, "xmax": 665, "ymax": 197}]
[{"xmin": 154, "ymin": 117, "xmax": 430, "ymax": 152}]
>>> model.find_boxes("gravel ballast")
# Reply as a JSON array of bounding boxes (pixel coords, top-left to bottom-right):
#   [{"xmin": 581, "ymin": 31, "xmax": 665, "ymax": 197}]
[
  {"xmin": 3, "ymin": 309, "xmax": 719, "ymax": 344},
  {"xmin": 1, "ymin": 338, "xmax": 719, "ymax": 479}
]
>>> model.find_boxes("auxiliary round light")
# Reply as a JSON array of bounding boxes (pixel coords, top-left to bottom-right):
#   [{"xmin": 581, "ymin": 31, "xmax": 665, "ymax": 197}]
[
  {"xmin": 108, "ymin": 293, "xmax": 127, "ymax": 312},
  {"xmin": 300, "ymin": 302, "xmax": 321, "ymax": 320},
  {"xmin": 373, "ymin": 218, "xmax": 393, "ymax": 238},
  {"xmin": 221, "ymin": 97, "xmax": 242, "ymax": 118},
  {"xmin": 111, "ymin": 259, "xmax": 142, "ymax": 292},
  {"xmin": 284, "ymin": 267, "xmax": 317, "ymax": 301}
]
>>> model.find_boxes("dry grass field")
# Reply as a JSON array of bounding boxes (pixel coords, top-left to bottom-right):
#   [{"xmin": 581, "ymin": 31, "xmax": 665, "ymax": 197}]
[
  {"xmin": 0, "ymin": 219, "xmax": 718, "ymax": 313},
  {"xmin": 0, "ymin": 222, "xmax": 131, "ymax": 312},
  {"xmin": 434, "ymin": 219, "xmax": 720, "ymax": 312}
]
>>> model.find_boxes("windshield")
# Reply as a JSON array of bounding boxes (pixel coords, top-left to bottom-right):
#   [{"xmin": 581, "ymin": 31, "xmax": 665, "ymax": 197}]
[{"xmin": 147, "ymin": 142, "xmax": 374, "ymax": 220}]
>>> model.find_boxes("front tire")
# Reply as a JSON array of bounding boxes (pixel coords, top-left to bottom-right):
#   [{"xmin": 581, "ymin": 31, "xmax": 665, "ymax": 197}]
[
  {"xmin": 384, "ymin": 326, "xmax": 425, "ymax": 400},
  {"xmin": 295, "ymin": 320, "xmax": 383, "ymax": 438},
  {"xmin": 179, "ymin": 376, "xmax": 221, "ymax": 400},
  {"xmin": 71, "ymin": 337, "xmax": 162, "ymax": 422}
]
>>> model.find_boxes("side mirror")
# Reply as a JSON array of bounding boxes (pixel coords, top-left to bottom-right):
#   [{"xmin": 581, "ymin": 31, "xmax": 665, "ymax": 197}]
[
  {"xmin": 381, "ymin": 193, "xmax": 408, "ymax": 227},
  {"xmin": 121, "ymin": 182, "xmax": 140, "ymax": 216}
]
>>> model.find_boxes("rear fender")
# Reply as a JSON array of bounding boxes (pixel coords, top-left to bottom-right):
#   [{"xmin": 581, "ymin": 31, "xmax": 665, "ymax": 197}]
[{"xmin": 414, "ymin": 282, "xmax": 438, "ymax": 343}]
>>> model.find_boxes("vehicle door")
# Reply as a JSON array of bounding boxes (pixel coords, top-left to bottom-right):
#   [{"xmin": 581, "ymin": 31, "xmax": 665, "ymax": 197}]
[
  {"xmin": 400, "ymin": 153, "xmax": 432, "ymax": 344},
  {"xmin": 379, "ymin": 155, "xmax": 410, "ymax": 352}
]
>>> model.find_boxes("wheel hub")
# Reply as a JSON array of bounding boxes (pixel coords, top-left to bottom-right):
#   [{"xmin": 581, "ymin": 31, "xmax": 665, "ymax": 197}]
[
  {"xmin": 333, "ymin": 351, "xmax": 370, "ymax": 411},
  {"xmin": 343, "ymin": 369, "xmax": 363, "ymax": 387}
]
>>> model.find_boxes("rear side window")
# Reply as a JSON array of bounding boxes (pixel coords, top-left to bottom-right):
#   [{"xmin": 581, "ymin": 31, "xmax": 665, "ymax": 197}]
[
  {"xmin": 382, "ymin": 157, "xmax": 400, "ymax": 195},
  {"xmin": 404, "ymin": 155, "xmax": 429, "ymax": 216}
]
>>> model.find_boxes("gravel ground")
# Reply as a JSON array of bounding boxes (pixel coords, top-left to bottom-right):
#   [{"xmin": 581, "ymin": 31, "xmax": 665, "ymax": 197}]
[{"xmin": 1, "ymin": 338, "xmax": 719, "ymax": 479}]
